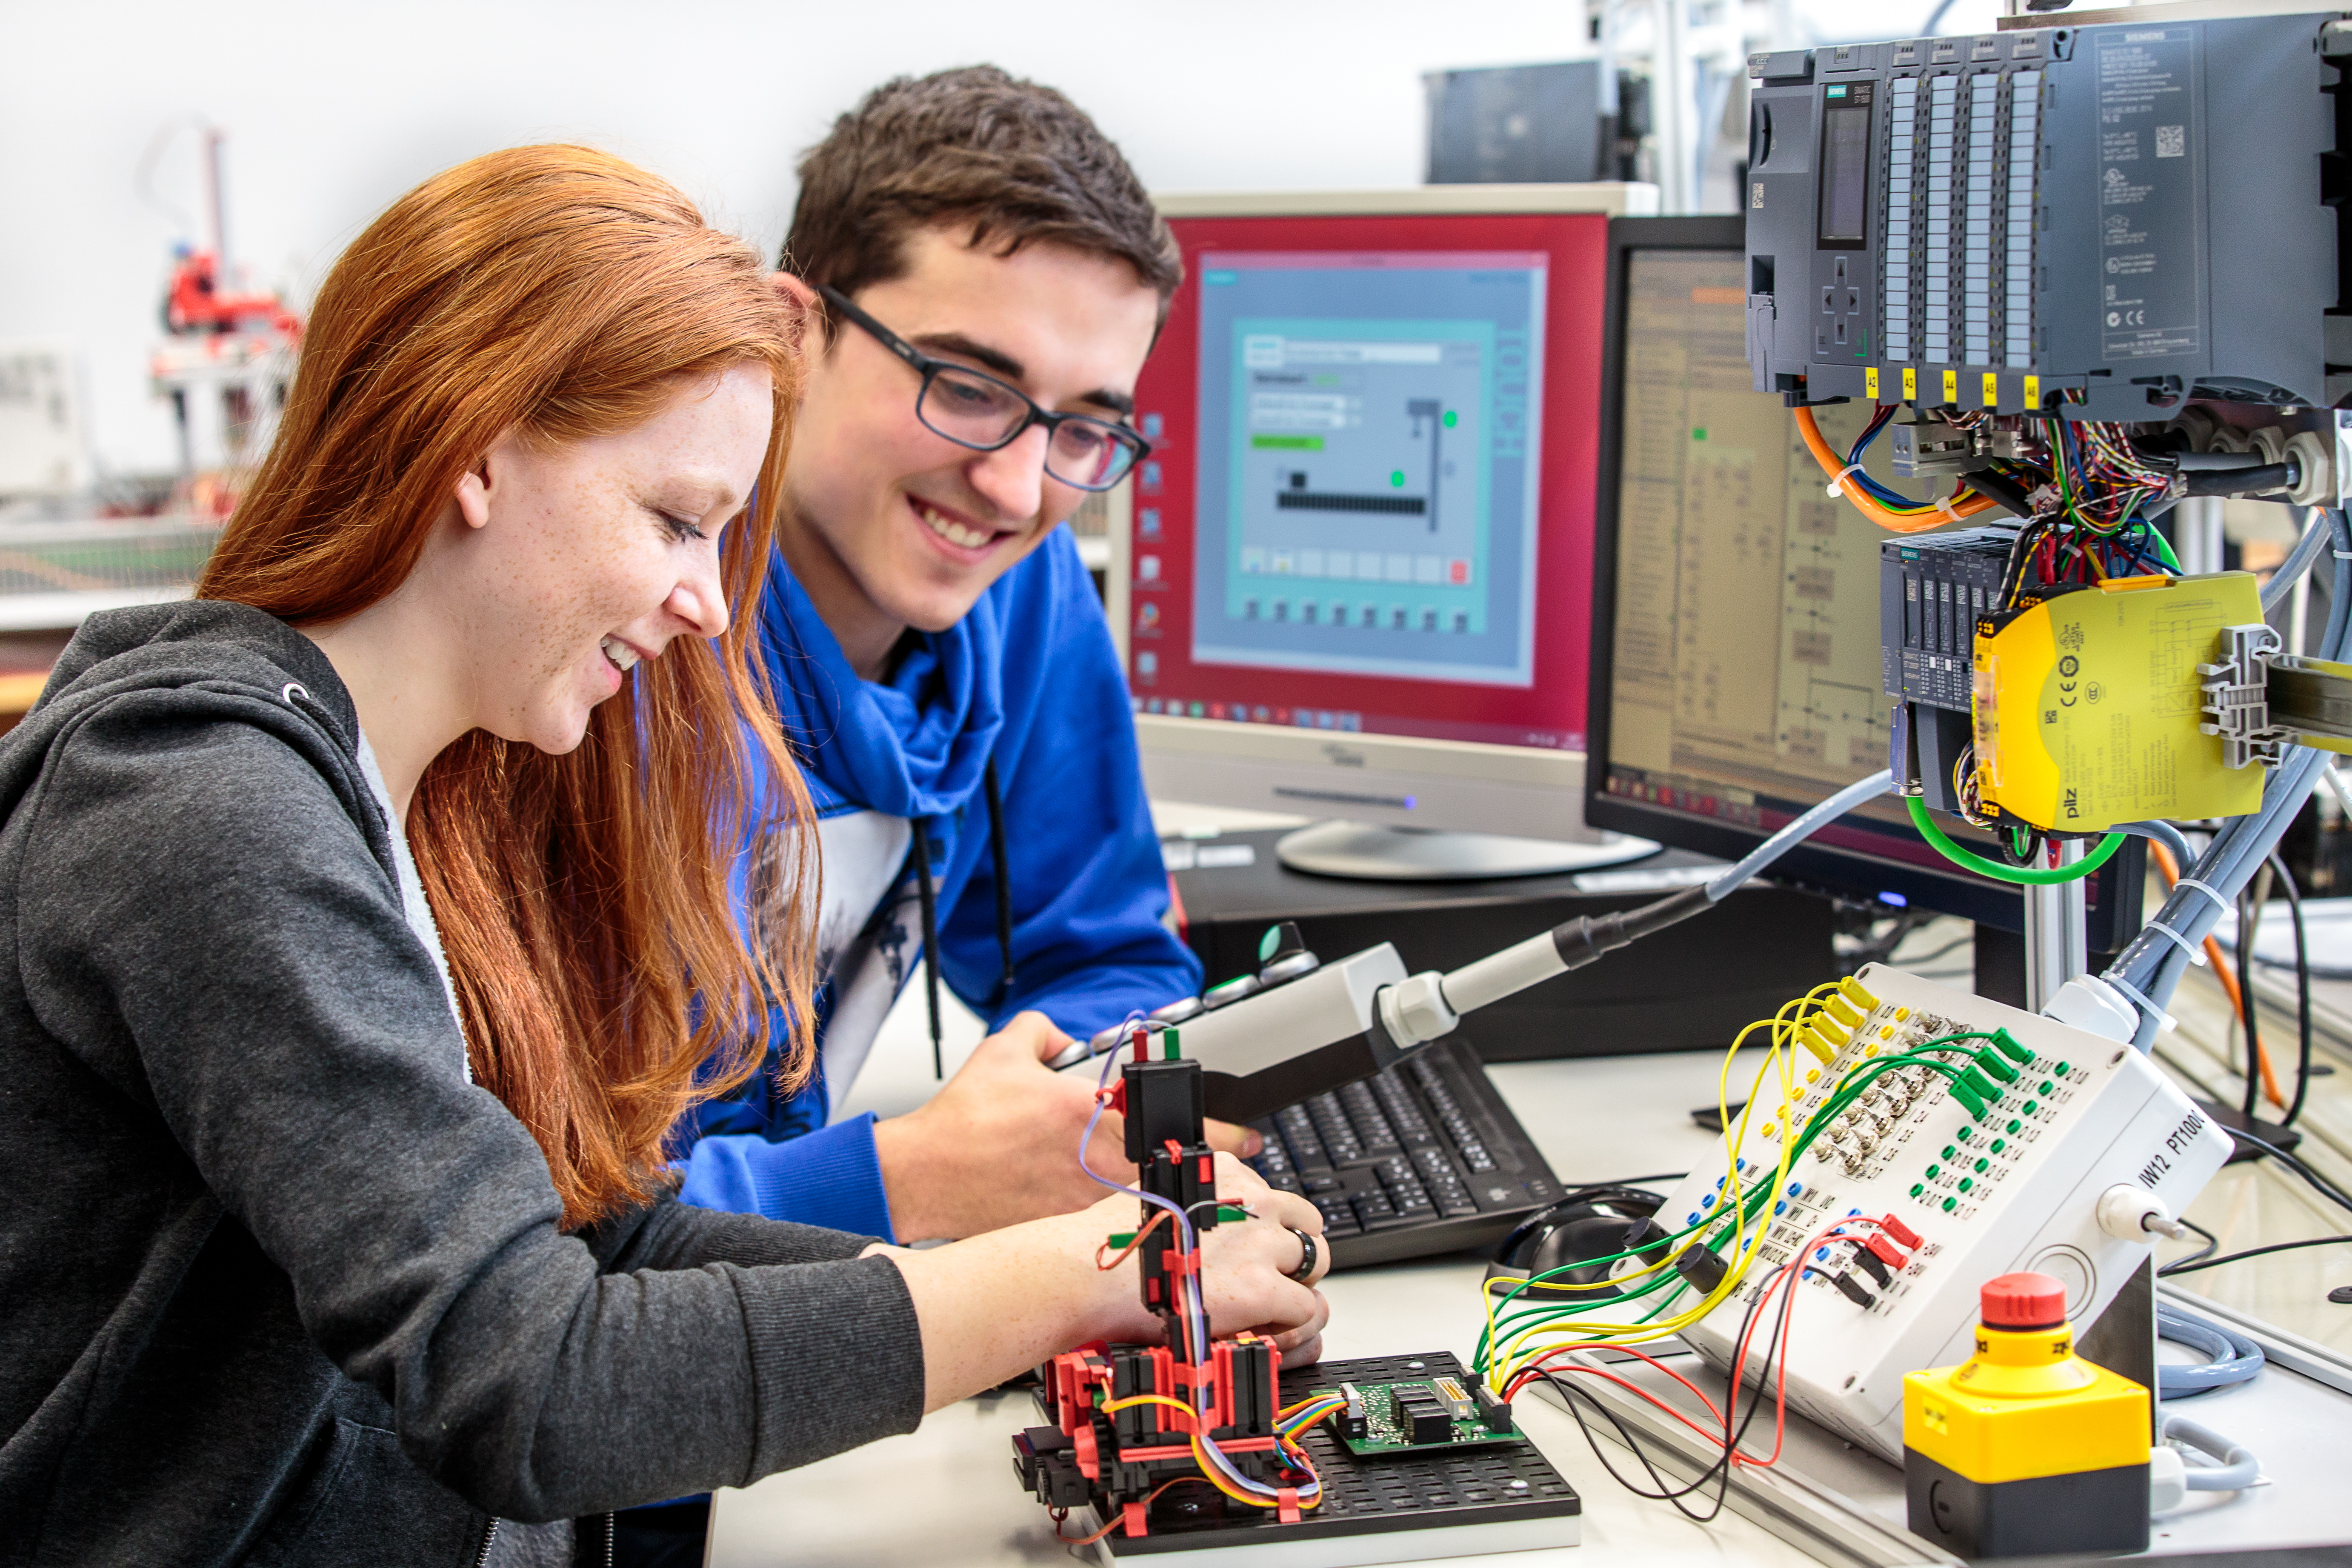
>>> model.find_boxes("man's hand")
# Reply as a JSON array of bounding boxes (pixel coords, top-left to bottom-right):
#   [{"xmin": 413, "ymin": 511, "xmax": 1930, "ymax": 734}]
[{"xmin": 871, "ymin": 1011, "xmax": 1263, "ymax": 1241}]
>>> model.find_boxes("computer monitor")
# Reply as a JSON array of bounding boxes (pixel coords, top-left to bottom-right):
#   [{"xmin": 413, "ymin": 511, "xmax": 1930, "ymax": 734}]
[
  {"xmin": 1582, "ymin": 216, "xmax": 2145, "ymax": 945},
  {"xmin": 1124, "ymin": 185, "xmax": 1662, "ymax": 879}
]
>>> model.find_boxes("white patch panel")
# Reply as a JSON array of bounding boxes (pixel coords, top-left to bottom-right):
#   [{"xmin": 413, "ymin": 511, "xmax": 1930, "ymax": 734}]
[{"xmin": 1655, "ymin": 963, "xmax": 2232, "ymax": 1462}]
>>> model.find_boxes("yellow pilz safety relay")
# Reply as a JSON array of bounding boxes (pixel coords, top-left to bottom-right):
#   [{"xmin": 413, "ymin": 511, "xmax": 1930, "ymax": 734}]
[
  {"xmin": 1903, "ymin": 1272, "xmax": 2149, "ymax": 1558},
  {"xmin": 1971, "ymin": 571, "xmax": 2265, "ymax": 832}
]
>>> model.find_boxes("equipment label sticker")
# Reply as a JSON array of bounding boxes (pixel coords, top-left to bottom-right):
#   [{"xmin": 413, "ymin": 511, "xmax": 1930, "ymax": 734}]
[{"xmin": 2094, "ymin": 27, "xmax": 2201, "ymax": 362}]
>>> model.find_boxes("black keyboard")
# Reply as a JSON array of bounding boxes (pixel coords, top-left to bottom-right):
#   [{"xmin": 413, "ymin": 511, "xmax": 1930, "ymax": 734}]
[{"xmin": 1246, "ymin": 1036, "xmax": 1564, "ymax": 1269}]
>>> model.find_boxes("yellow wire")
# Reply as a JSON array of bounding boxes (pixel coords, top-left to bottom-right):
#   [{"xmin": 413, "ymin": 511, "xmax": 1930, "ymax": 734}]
[
  {"xmin": 1482, "ymin": 983, "xmax": 1834, "ymax": 1390},
  {"xmin": 1101, "ymin": 1391, "xmax": 1324, "ymax": 1511},
  {"xmin": 1100, "ymin": 1393, "xmax": 1199, "ymax": 1424}
]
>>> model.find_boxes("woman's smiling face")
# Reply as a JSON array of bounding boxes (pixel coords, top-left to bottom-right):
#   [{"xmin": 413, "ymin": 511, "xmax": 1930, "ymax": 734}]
[{"xmin": 447, "ymin": 364, "xmax": 773, "ymax": 754}]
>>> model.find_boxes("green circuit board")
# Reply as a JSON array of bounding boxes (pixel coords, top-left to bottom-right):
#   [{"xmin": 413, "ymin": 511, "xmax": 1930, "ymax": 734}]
[{"xmin": 1306, "ymin": 1376, "xmax": 1526, "ymax": 1457}]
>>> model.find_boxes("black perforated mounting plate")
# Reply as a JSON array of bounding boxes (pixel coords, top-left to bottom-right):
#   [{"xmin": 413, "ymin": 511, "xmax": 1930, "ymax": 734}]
[{"xmin": 1095, "ymin": 1351, "xmax": 1579, "ymax": 1562}]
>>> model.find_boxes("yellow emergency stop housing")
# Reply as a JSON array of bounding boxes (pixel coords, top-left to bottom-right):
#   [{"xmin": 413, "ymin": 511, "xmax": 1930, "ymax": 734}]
[
  {"xmin": 1902, "ymin": 1315, "xmax": 2150, "ymax": 1557},
  {"xmin": 1971, "ymin": 571, "xmax": 2266, "ymax": 833}
]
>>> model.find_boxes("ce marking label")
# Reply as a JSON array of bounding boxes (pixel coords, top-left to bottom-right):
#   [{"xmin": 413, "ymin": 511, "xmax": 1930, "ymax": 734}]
[{"xmin": 2057, "ymin": 653, "xmax": 2081, "ymax": 706}]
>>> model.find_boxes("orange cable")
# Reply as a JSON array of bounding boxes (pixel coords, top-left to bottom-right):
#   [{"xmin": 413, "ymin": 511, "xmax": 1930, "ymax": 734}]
[{"xmin": 1793, "ymin": 406, "xmax": 2000, "ymax": 534}]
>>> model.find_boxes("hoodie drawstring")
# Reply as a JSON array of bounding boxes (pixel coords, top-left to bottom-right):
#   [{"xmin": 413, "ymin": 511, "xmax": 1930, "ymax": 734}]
[
  {"xmin": 984, "ymin": 760, "xmax": 1015, "ymax": 991},
  {"xmin": 909, "ymin": 818, "xmax": 943, "ymax": 1079}
]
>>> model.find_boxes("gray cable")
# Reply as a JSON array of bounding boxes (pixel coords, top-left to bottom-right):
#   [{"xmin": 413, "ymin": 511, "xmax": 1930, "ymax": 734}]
[
  {"xmin": 2161, "ymin": 1414, "xmax": 2261, "ymax": 1491},
  {"xmin": 2260, "ymin": 508, "xmax": 2331, "ymax": 614},
  {"xmin": 2114, "ymin": 818, "xmax": 2196, "ymax": 867},
  {"xmin": 1705, "ymin": 769, "xmax": 1894, "ymax": 902},
  {"xmin": 2155, "ymin": 1302, "xmax": 2264, "ymax": 1398}
]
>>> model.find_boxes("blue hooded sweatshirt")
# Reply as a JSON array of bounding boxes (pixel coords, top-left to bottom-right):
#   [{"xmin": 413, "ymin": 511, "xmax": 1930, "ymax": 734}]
[{"xmin": 670, "ymin": 526, "xmax": 1202, "ymax": 1239}]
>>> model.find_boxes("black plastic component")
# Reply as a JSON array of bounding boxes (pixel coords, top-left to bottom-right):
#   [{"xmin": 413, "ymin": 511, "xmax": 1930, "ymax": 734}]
[
  {"xmin": 1394, "ymin": 1387, "xmax": 1453, "ymax": 1445},
  {"xmin": 1852, "ymin": 1243, "xmax": 1893, "ymax": 1290},
  {"xmin": 1674, "ymin": 1241, "xmax": 1729, "ymax": 1294},
  {"xmin": 1831, "ymin": 1270, "xmax": 1878, "ymax": 1308},
  {"xmin": 1123, "ymin": 1058, "xmax": 1207, "ymax": 1167},
  {"xmin": 1905, "ymin": 1449, "xmax": 2150, "ymax": 1557},
  {"xmin": 1472, "ymin": 1382, "xmax": 1515, "ymax": 1434}
]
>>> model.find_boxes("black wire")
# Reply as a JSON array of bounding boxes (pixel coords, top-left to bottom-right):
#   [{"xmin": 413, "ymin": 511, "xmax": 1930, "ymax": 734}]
[
  {"xmin": 2228, "ymin": 1126, "xmax": 2352, "ymax": 1218},
  {"xmin": 2155, "ymin": 1217, "xmax": 2221, "ymax": 1277},
  {"xmin": 2269, "ymin": 851, "xmax": 2314, "ymax": 1128},
  {"xmin": 1535, "ymin": 1260, "xmax": 1794, "ymax": 1525},
  {"xmin": 2155, "ymin": 1233, "xmax": 2352, "ymax": 1277},
  {"xmin": 2237, "ymin": 880, "xmax": 2264, "ymax": 1122}
]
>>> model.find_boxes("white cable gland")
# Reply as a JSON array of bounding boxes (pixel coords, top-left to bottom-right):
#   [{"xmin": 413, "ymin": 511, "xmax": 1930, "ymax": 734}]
[
  {"xmin": 2095, "ymin": 1182, "xmax": 2189, "ymax": 1242},
  {"xmin": 2040, "ymin": 974, "xmax": 2139, "ymax": 1042},
  {"xmin": 1379, "ymin": 972, "xmax": 1459, "ymax": 1048}
]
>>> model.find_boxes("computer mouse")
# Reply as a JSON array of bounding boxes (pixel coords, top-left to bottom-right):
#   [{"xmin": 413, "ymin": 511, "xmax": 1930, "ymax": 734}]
[{"xmin": 1484, "ymin": 1185, "xmax": 1666, "ymax": 1300}]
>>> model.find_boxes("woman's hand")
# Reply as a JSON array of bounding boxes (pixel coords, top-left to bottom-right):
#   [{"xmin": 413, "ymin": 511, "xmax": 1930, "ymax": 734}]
[{"xmin": 1091, "ymin": 1152, "xmax": 1330, "ymax": 1367}]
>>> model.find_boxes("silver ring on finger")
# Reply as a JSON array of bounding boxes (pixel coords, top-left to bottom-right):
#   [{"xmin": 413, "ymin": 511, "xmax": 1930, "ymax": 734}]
[{"xmin": 1284, "ymin": 1225, "xmax": 1318, "ymax": 1284}]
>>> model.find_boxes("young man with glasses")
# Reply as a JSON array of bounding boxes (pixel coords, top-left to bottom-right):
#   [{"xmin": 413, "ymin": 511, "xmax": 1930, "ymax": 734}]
[{"xmin": 669, "ymin": 68, "xmax": 1252, "ymax": 1251}]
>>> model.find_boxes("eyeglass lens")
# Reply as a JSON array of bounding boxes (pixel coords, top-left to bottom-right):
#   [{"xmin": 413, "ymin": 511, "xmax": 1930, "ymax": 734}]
[{"xmin": 918, "ymin": 364, "xmax": 1142, "ymax": 490}]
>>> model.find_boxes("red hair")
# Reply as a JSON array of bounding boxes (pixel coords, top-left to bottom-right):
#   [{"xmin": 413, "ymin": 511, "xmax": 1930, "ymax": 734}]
[{"xmin": 197, "ymin": 146, "xmax": 815, "ymax": 1227}]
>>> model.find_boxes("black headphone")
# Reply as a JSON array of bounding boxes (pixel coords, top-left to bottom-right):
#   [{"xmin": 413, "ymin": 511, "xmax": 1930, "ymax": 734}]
[{"xmin": 1483, "ymin": 1184, "xmax": 1669, "ymax": 1301}]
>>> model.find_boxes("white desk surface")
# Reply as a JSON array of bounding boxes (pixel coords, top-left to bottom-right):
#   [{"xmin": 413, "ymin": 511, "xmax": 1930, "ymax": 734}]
[{"xmin": 709, "ymin": 1045, "xmax": 1831, "ymax": 1568}]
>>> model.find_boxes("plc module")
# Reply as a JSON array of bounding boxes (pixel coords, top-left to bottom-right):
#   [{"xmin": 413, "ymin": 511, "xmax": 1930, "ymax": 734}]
[{"xmin": 1743, "ymin": 11, "xmax": 2343, "ymax": 420}]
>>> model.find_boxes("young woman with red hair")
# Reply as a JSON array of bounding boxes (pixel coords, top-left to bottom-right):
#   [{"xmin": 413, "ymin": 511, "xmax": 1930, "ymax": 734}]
[{"xmin": 0, "ymin": 146, "xmax": 1325, "ymax": 1568}]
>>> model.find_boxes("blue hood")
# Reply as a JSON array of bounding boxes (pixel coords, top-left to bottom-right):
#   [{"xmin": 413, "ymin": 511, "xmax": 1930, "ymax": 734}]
[{"xmin": 757, "ymin": 558, "xmax": 1003, "ymax": 823}]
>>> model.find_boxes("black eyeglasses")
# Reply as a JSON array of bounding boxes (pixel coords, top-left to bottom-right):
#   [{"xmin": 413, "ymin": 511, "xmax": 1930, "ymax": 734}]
[{"xmin": 817, "ymin": 285, "xmax": 1151, "ymax": 492}]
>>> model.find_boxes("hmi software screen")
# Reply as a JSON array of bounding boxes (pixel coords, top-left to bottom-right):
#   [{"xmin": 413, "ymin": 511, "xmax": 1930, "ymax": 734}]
[{"xmin": 1189, "ymin": 252, "xmax": 1545, "ymax": 688}]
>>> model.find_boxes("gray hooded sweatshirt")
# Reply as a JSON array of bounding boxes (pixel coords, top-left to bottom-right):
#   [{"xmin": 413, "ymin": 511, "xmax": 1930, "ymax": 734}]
[{"xmin": 0, "ymin": 602, "xmax": 924, "ymax": 1565}]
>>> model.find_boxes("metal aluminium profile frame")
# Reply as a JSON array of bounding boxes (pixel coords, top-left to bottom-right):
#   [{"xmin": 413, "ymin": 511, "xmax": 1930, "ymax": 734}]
[{"xmin": 1535, "ymin": 1349, "xmax": 1961, "ymax": 1568}]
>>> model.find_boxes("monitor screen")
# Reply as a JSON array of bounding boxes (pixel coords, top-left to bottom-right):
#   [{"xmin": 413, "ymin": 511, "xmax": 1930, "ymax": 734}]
[
  {"xmin": 1128, "ymin": 211, "xmax": 1607, "ymax": 754},
  {"xmin": 1584, "ymin": 218, "xmax": 2143, "ymax": 943}
]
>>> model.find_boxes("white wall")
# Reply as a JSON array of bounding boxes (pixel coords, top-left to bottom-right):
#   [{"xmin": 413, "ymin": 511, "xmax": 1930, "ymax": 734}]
[{"xmin": 0, "ymin": 0, "xmax": 1992, "ymax": 478}]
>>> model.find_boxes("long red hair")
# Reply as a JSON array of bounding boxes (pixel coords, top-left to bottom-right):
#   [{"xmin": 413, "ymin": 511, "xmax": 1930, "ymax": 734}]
[{"xmin": 197, "ymin": 145, "xmax": 815, "ymax": 1228}]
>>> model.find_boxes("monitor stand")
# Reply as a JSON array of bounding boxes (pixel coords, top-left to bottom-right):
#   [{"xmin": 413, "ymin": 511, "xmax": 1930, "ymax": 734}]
[{"xmin": 1274, "ymin": 820, "xmax": 1660, "ymax": 881}]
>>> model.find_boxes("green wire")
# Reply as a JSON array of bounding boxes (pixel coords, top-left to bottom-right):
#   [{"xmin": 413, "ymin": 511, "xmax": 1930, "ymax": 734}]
[{"xmin": 1907, "ymin": 797, "xmax": 2125, "ymax": 884}]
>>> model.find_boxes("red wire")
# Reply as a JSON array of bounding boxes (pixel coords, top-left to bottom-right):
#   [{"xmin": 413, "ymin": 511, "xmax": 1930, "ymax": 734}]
[
  {"xmin": 1502, "ymin": 1218, "xmax": 1900, "ymax": 1478},
  {"xmin": 1508, "ymin": 1361, "xmax": 1732, "ymax": 1448},
  {"xmin": 1726, "ymin": 1219, "xmax": 1886, "ymax": 1468}
]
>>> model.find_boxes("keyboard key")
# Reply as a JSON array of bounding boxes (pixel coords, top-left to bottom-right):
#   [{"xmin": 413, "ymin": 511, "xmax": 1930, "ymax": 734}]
[
  {"xmin": 1313, "ymin": 1192, "xmax": 1362, "ymax": 1237},
  {"xmin": 1338, "ymin": 1082, "xmax": 1400, "ymax": 1154},
  {"xmin": 1371, "ymin": 1072, "xmax": 1435, "ymax": 1144},
  {"xmin": 1389, "ymin": 1182, "xmax": 1436, "ymax": 1219},
  {"xmin": 1276, "ymin": 1112, "xmax": 1329, "ymax": 1170},
  {"xmin": 1409, "ymin": 1147, "xmax": 1457, "ymax": 1182},
  {"xmin": 1303, "ymin": 1174, "xmax": 1344, "ymax": 1195},
  {"xmin": 1352, "ymin": 1189, "xmax": 1400, "ymax": 1227}
]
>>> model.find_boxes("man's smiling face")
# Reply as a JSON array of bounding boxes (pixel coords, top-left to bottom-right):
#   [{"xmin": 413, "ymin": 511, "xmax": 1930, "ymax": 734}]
[{"xmin": 777, "ymin": 226, "xmax": 1160, "ymax": 677}]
